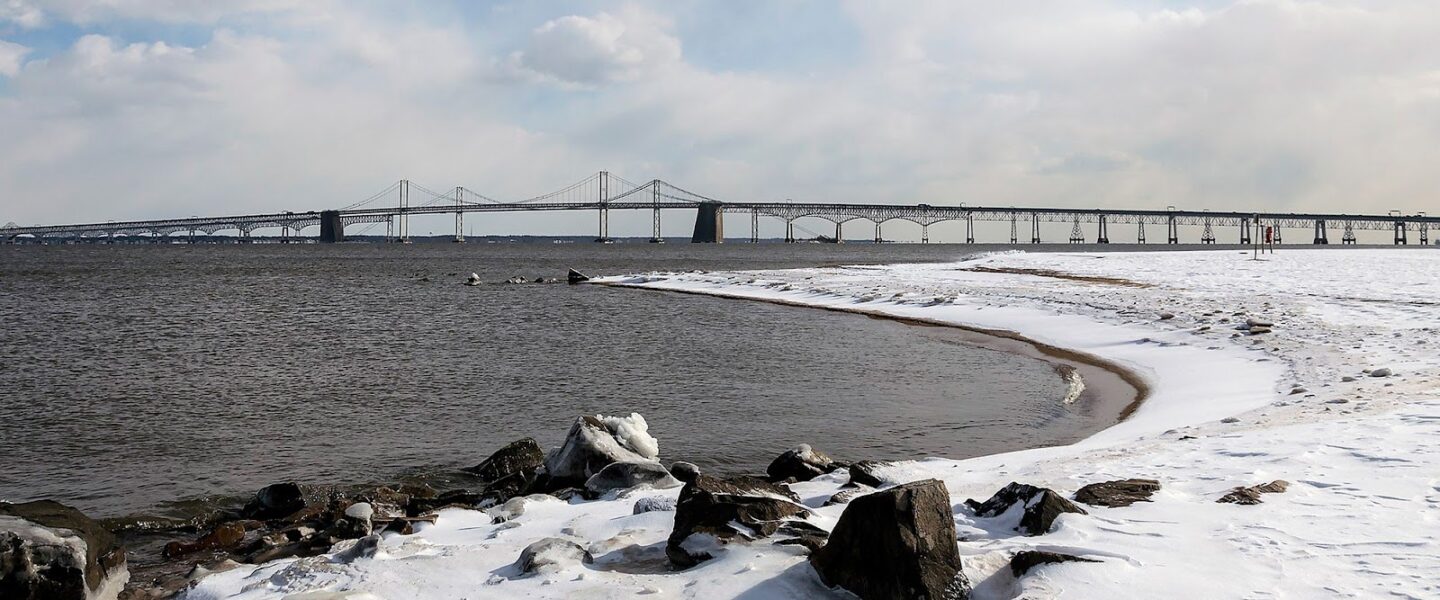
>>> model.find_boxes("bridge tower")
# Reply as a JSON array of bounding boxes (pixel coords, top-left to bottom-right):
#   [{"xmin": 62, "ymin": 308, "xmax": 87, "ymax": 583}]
[
  {"xmin": 965, "ymin": 213, "xmax": 975, "ymax": 244},
  {"xmin": 597, "ymin": 171, "xmax": 610, "ymax": 242},
  {"xmin": 785, "ymin": 219, "xmax": 796, "ymax": 243},
  {"xmin": 921, "ymin": 223, "xmax": 930, "ymax": 244},
  {"xmin": 398, "ymin": 179, "xmax": 410, "ymax": 243},
  {"xmin": 650, "ymin": 180, "xmax": 663, "ymax": 243},
  {"xmin": 1394, "ymin": 221, "xmax": 1408, "ymax": 245},
  {"xmin": 1031, "ymin": 213, "xmax": 1041, "ymax": 244},
  {"xmin": 751, "ymin": 210, "xmax": 759, "ymax": 243},
  {"xmin": 833, "ymin": 220, "xmax": 845, "ymax": 244},
  {"xmin": 1342, "ymin": 221, "xmax": 1356, "ymax": 245},
  {"xmin": 1068, "ymin": 216, "xmax": 1084, "ymax": 244},
  {"xmin": 320, "ymin": 210, "xmax": 345, "ymax": 243},
  {"xmin": 1009, "ymin": 215, "xmax": 1018, "ymax": 244},
  {"xmin": 1420, "ymin": 220, "xmax": 1429, "ymax": 245},
  {"xmin": 874, "ymin": 220, "xmax": 883, "ymax": 244},
  {"xmin": 691, "ymin": 201, "xmax": 724, "ymax": 243},
  {"xmin": 1273, "ymin": 220, "xmax": 1283, "ymax": 244},
  {"xmin": 1313, "ymin": 219, "xmax": 1328, "ymax": 245},
  {"xmin": 1201, "ymin": 217, "xmax": 1216, "ymax": 244},
  {"xmin": 1096, "ymin": 214, "xmax": 1109, "ymax": 244},
  {"xmin": 1137, "ymin": 220, "xmax": 1147, "ymax": 244},
  {"xmin": 1166, "ymin": 214, "xmax": 1179, "ymax": 244},
  {"xmin": 454, "ymin": 187, "xmax": 465, "ymax": 243}
]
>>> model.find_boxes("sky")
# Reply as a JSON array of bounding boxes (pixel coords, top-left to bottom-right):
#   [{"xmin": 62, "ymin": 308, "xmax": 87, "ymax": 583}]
[{"xmin": 1, "ymin": 0, "xmax": 1438, "ymax": 238}]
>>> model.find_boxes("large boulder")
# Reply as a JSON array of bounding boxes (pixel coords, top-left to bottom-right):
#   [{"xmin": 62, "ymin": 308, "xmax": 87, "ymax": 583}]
[
  {"xmin": 848, "ymin": 460, "xmax": 901, "ymax": 488},
  {"xmin": 766, "ymin": 444, "xmax": 840, "ymax": 482},
  {"xmin": 543, "ymin": 414, "xmax": 661, "ymax": 488},
  {"xmin": 1, "ymin": 500, "xmax": 128, "ymax": 600},
  {"xmin": 964, "ymin": 482, "xmax": 1087, "ymax": 536},
  {"xmin": 1073, "ymin": 479, "xmax": 1161, "ymax": 508},
  {"xmin": 514, "ymin": 538, "xmax": 593, "ymax": 576},
  {"xmin": 242, "ymin": 483, "xmax": 307, "ymax": 520},
  {"xmin": 466, "ymin": 438, "xmax": 544, "ymax": 485},
  {"xmin": 584, "ymin": 462, "xmax": 682, "ymax": 497},
  {"xmin": 810, "ymin": 479, "xmax": 969, "ymax": 600},
  {"xmin": 666, "ymin": 475, "xmax": 806, "ymax": 568}
]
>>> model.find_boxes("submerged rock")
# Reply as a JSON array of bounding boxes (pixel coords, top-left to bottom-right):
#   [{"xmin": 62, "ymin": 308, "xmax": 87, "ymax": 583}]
[
  {"xmin": 766, "ymin": 444, "xmax": 840, "ymax": 482},
  {"xmin": 514, "ymin": 538, "xmax": 593, "ymax": 576},
  {"xmin": 666, "ymin": 475, "xmax": 805, "ymax": 568},
  {"xmin": 0, "ymin": 500, "xmax": 128, "ymax": 600},
  {"xmin": 1073, "ymin": 479, "xmax": 1161, "ymax": 508},
  {"xmin": 965, "ymin": 482, "xmax": 1087, "ymax": 536},
  {"xmin": 544, "ymin": 414, "xmax": 661, "ymax": 489},
  {"xmin": 1218, "ymin": 480, "xmax": 1290, "ymax": 505},
  {"xmin": 1009, "ymin": 551, "xmax": 1100, "ymax": 577},
  {"xmin": 811, "ymin": 479, "xmax": 969, "ymax": 600},
  {"xmin": 584, "ymin": 462, "xmax": 682, "ymax": 496}
]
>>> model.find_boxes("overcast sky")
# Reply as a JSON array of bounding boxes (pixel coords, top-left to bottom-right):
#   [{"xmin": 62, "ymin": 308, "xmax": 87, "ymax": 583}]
[{"xmin": 1, "ymin": 1, "xmax": 1437, "ymax": 235}]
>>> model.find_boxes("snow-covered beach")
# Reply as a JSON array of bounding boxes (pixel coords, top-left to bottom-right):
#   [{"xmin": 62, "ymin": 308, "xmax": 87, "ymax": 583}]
[{"xmin": 189, "ymin": 248, "xmax": 1440, "ymax": 599}]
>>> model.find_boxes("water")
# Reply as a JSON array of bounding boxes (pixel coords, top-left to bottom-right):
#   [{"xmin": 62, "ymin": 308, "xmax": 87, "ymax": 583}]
[{"xmin": 0, "ymin": 242, "xmax": 1135, "ymax": 519}]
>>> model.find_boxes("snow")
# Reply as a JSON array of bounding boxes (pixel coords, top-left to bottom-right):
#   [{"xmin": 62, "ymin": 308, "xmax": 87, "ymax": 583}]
[
  {"xmin": 188, "ymin": 249, "xmax": 1440, "ymax": 599},
  {"xmin": 600, "ymin": 412, "xmax": 661, "ymax": 460}
]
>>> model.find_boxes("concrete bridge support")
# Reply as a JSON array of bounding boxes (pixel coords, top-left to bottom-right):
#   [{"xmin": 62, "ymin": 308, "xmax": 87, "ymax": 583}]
[
  {"xmin": 320, "ymin": 210, "xmax": 345, "ymax": 243},
  {"xmin": 1137, "ymin": 221, "xmax": 1147, "ymax": 244},
  {"xmin": 1096, "ymin": 214, "xmax": 1109, "ymax": 244},
  {"xmin": 1313, "ymin": 219, "xmax": 1329, "ymax": 244},
  {"xmin": 691, "ymin": 201, "xmax": 724, "ymax": 243},
  {"xmin": 1240, "ymin": 220, "xmax": 1251, "ymax": 245},
  {"xmin": 1167, "ymin": 215, "xmax": 1179, "ymax": 244},
  {"xmin": 874, "ymin": 221, "xmax": 883, "ymax": 243},
  {"xmin": 1394, "ymin": 222, "xmax": 1408, "ymax": 245}
]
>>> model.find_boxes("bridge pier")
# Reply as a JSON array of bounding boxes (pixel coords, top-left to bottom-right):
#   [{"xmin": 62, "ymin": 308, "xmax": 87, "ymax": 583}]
[
  {"xmin": 785, "ymin": 220, "xmax": 795, "ymax": 243},
  {"xmin": 921, "ymin": 223, "xmax": 929, "ymax": 244},
  {"xmin": 1009, "ymin": 215, "xmax": 1018, "ymax": 244},
  {"xmin": 1031, "ymin": 213, "xmax": 1041, "ymax": 244},
  {"xmin": 1313, "ymin": 219, "xmax": 1328, "ymax": 244},
  {"xmin": 1240, "ymin": 220, "xmax": 1251, "ymax": 245},
  {"xmin": 691, "ymin": 201, "xmax": 724, "ymax": 243},
  {"xmin": 1273, "ymin": 223, "xmax": 1283, "ymax": 245},
  {"xmin": 1421, "ymin": 222, "xmax": 1429, "ymax": 245},
  {"xmin": 1096, "ymin": 214, "xmax": 1109, "ymax": 244},
  {"xmin": 1394, "ymin": 221, "xmax": 1408, "ymax": 245},
  {"xmin": 1342, "ymin": 221, "xmax": 1356, "ymax": 245},
  {"xmin": 833, "ymin": 221, "xmax": 844, "ymax": 243},
  {"xmin": 320, "ymin": 210, "xmax": 345, "ymax": 243},
  {"xmin": 965, "ymin": 214, "xmax": 975, "ymax": 244},
  {"xmin": 1068, "ymin": 216, "xmax": 1084, "ymax": 244},
  {"xmin": 1167, "ymin": 215, "xmax": 1178, "ymax": 244},
  {"xmin": 751, "ymin": 210, "xmax": 759, "ymax": 243},
  {"xmin": 874, "ymin": 221, "xmax": 882, "ymax": 243},
  {"xmin": 1137, "ymin": 221, "xmax": 1147, "ymax": 244},
  {"xmin": 1201, "ymin": 219, "xmax": 1216, "ymax": 244}
]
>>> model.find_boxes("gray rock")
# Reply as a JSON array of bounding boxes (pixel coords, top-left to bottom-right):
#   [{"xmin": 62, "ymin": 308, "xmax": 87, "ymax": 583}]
[
  {"xmin": 567, "ymin": 269, "xmax": 590, "ymax": 284},
  {"xmin": 811, "ymin": 479, "xmax": 970, "ymax": 600},
  {"xmin": 1073, "ymin": 479, "xmax": 1161, "ymax": 508},
  {"xmin": 669, "ymin": 462, "xmax": 701, "ymax": 484},
  {"xmin": 1341, "ymin": 376, "xmax": 1357, "ymax": 382},
  {"xmin": 823, "ymin": 486, "xmax": 873, "ymax": 507},
  {"xmin": 965, "ymin": 482, "xmax": 1087, "ymax": 536},
  {"xmin": 1218, "ymin": 480, "xmax": 1289, "ymax": 505},
  {"xmin": 514, "ymin": 538, "xmax": 593, "ymax": 576},
  {"xmin": 1245, "ymin": 317, "xmax": 1274, "ymax": 328},
  {"xmin": 243, "ymin": 483, "xmax": 307, "ymax": 520},
  {"xmin": 466, "ymin": 438, "xmax": 544, "ymax": 500},
  {"xmin": 1158, "ymin": 312, "xmax": 1176, "ymax": 320},
  {"xmin": 766, "ymin": 444, "xmax": 839, "ymax": 482},
  {"xmin": 584, "ymin": 461, "xmax": 682, "ymax": 496},
  {"xmin": 331, "ymin": 534, "xmax": 380, "ymax": 564},
  {"xmin": 1369, "ymin": 368, "xmax": 1392, "ymax": 378},
  {"xmin": 666, "ymin": 475, "xmax": 805, "ymax": 568},
  {"xmin": 543, "ymin": 416, "xmax": 659, "ymax": 489},
  {"xmin": 1009, "ymin": 551, "xmax": 1100, "ymax": 577},
  {"xmin": 0, "ymin": 500, "xmax": 128, "ymax": 600},
  {"xmin": 632, "ymin": 496, "xmax": 677, "ymax": 515},
  {"xmin": 848, "ymin": 460, "xmax": 898, "ymax": 488}
]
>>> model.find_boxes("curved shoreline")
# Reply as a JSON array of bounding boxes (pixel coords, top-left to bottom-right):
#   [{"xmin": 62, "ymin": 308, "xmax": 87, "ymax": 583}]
[{"xmin": 599, "ymin": 280, "xmax": 1150, "ymax": 434}]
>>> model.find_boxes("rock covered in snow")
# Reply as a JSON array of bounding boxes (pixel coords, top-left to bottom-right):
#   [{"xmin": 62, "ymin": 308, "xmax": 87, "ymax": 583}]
[
  {"xmin": 0, "ymin": 500, "xmax": 128, "ymax": 600},
  {"xmin": 1073, "ymin": 479, "xmax": 1161, "ymax": 508},
  {"xmin": 823, "ymin": 485, "xmax": 873, "ymax": 507},
  {"xmin": 765, "ymin": 444, "xmax": 841, "ymax": 482},
  {"xmin": 464, "ymin": 273, "xmax": 482, "ymax": 286},
  {"xmin": 810, "ymin": 479, "xmax": 970, "ymax": 600},
  {"xmin": 330, "ymin": 534, "xmax": 380, "ymax": 564},
  {"xmin": 242, "ymin": 483, "xmax": 307, "ymax": 520},
  {"xmin": 1009, "ymin": 550, "xmax": 1100, "ymax": 577},
  {"xmin": 666, "ymin": 475, "xmax": 806, "ymax": 568},
  {"xmin": 632, "ymin": 496, "xmax": 677, "ymax": 515},
  {"xmin": 965, "ymin": 482, "xmax": 1087, "ymax": 536},
  {"xmin": 848, "ymin": 460, "xmax": 900, "ymax": 488},
  {"xmin": 1218, "ymin": 480, "xmax": 1290, "ymax": 505},
  {"xmin": 584, "ymin": 462, "xmax": 681, "ymax": 497},
  {"xmin": 514, "ymin": 538, "xmax": 593, "ymax": 576},
  {"xmin": 543, "ymin": 414, "xmax": 661, "ymax": 488}
]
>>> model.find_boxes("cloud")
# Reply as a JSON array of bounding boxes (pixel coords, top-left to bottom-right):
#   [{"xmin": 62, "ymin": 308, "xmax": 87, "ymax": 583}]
[
  {"xmin": 0, "ymin": 38, "xmax": 27, "ymax": 75},
  {"xmin": 509, "ymin": 8, "xmax": 681, "ymax": 86},
  {"xmin": 3, "ymin": 0, "xmax": 321, "ymax": 26}
]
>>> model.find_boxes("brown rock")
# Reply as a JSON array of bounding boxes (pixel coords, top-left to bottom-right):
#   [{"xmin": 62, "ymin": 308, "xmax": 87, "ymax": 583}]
[{"xmin": 1073, "ymin": 479, "xmax": 1161, "ymax": 508}]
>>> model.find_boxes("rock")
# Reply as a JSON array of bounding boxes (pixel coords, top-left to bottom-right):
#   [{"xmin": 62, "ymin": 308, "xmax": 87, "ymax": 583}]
[
  {"xmin": 543, "ymin": 414, "xmax": 661, "ymax": 488},
  {"xmin": 1288, "ymin": 386, "xmax": 1307, "ymax": 395},
  {"xmin": 823, "ymin": 486, "xmax": 873, "ymax": 507},
  {"xmin": 1221, "ymin": 417, "xmax": 1240, "ymax": 424},
  {"xmin": 632, "ymin": 497, "xmax": 677, "ymax": 515},
  {"xmin": 1341, "ymin": 376, "xmax": 1357, "ymax": 382},
  {"xmin": 514, "ymin": 538, "xmax": 593, "ymax": 576},
  {"xmin": 1245, "ymin": 317, "xmax": 1274, "ymax": 328},
  {"xmin": 585, "ymin": 462, "xmax": 682, "ymax": 496},
  {"xmin": 1369, "ymin": 367, "xmax": 1392, "ymax": 378},
  {"xmin": 1218, "ymin": 480, "xmax": 1290, "ymax": 505},
  {"xmin": 766, "ymin": 444, "xmax": 840, "ymax": 482},
  {"xmin": 1072, "ymin": 479, "xmax": 1161, "ymax": 508},
  {"xmin": 669, "ymin": 462, "xmax": 701, "ymax": 484},
  {"xmin": 774, "ymin": 522, "xmax": 830, "ymax": 554},
  {"xmin": 1158, "ymin": 312, "xmax": 1176, "ymax": 320},
  {"xmin": 1248, "ymin": 325, "xmax": 1272, "ymax": 335},
  {"xmin": 1, "ymin": 500, "xmax": 128, "ymax": 600},
  {"xmin": 1009, "ymin": 551, "xmax": 1100, "ymax": 577},
  {"xmin": 848, "ymin": 460, "xmax": 899, "ymax": 488},
  {"xmin": 243, "ymin": 483, "xmax": 307, "ymax": 520},
  {"xmin": 354, "ymin": 486, "xmax": 411, "ymax": 521},
  {"xmin": 330, "ymin": 534, "xmax": 380, "ymax": 564},
  {"xmin": 567, "ymin": 268, "xmax": 590, "ymax": 284},
  {"xmin": 810, "ymin": 479, "xmax": 969, "ymax": 600},
  {"xmin": 162, "ymin": 521, "xmax": 247, "ymax": 558},
  {"xmin": 666, "ymin": 475, "xmax": 806, "ymax": 568},
  {"xmin": 505, "ymin": 276, "xmax": 528, "ymax": 284},
  {"xmin": 464, "ymin": 273, "xmax": 482, "ymax": 286},
  {"xmin": 467, "ymin": 438, "xmax": 544, "ymax": 483},
  {"xmin": 964, "ymin": 482, "xmax": 1087, "ymax": 536}
]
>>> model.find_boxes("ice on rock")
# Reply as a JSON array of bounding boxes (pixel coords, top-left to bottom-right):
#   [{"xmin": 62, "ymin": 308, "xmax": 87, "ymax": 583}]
[{"xmin": 599, "ymin": 413, "xmax": 660, "ymax": 460}]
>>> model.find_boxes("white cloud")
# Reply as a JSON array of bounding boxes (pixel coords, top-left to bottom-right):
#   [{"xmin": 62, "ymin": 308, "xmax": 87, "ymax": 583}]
[
  {"xmin": 6, "ymin": 0, "xmax": 322, "ymax": 26},
  {"xmin": 0, "ymin": 39, "xmax": 28, "ymax": 75},
  {"xmin": 509, "ymin": 8, "xmax": 681, "ymax": 86}
]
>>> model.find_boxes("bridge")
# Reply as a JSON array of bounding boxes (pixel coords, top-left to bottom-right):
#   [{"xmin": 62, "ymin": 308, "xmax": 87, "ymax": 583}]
[{"xmin": 3, "ymin": 171, "xmax": 1436, "ymax": 245}]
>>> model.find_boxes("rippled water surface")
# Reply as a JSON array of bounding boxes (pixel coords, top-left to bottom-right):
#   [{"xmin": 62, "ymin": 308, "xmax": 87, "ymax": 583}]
[{"xmin": 1, "ymin": 242, "xmax": 1126, "ymax": 518}]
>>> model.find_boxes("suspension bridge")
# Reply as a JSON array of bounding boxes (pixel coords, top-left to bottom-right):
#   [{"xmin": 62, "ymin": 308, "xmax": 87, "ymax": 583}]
[{"xmin": 3, "ymin": 171, "xmax": 1436, "ymax": 245}]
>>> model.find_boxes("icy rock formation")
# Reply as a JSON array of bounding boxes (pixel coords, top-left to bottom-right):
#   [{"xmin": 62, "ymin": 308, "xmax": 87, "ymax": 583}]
[
  {"xmin": 810, "ymin": 479, "xmax": 970, "ymax": 600},
  {"xmin": 584, "ymin": 462, "xmax": 681, "ymax": 497},
  {"xmin": 666, "ymin": 475, "xmax": 806, "ymax": 568},
  {"xmin": 543, "ymin": 414, "xmax": 661, "ymax": 488},
  {"xmin": 1072, "ymin": 478, "xmax": 1161, "ymax": 508},
  {"xmin": 965, "ymin": 482, "xmax": 1087, "ymax": 536},
  {"xmin": 765, "ymin": 444, "xmax": 841, "ymax": 482},
  {"xmin": 0, "ymin": 500, "xmax": 129, "ymax": 600}
]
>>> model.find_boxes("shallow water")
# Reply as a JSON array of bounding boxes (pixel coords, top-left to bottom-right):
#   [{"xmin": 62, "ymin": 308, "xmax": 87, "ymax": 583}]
[{"xmin": 1, "ymin": 242, "xmax": 1137, "ymax": 518}]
